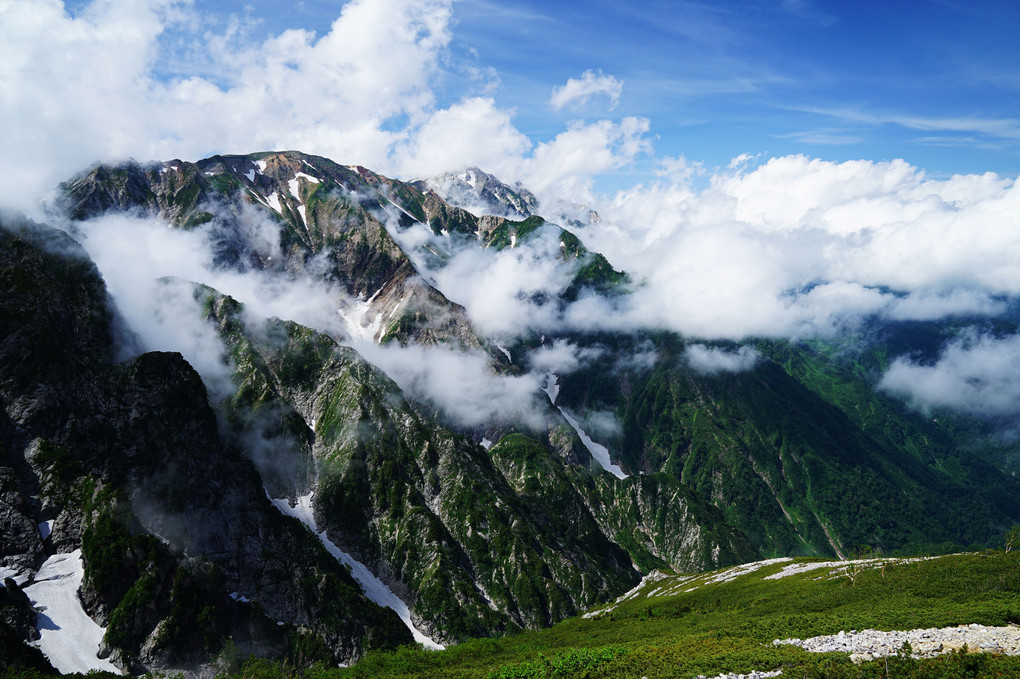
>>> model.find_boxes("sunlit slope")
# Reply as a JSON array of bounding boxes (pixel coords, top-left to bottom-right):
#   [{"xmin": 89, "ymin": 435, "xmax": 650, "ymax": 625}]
[{"xmin": 292, "ymin": 550, "xmax": 1020, "ymax": 679}]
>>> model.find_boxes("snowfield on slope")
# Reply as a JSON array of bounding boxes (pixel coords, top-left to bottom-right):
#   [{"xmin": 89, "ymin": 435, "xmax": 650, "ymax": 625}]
[
  {"xmin": 269, "ymin": 491, "xmax": 444, "ymax": 650},
  {"xmin": 23, "ymin": 550, "xmax": 119, "ymax": 674}
]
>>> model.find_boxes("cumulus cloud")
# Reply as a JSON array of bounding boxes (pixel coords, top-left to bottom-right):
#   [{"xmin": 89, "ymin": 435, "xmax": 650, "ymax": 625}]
[
  {"xmin": 2, "ymin": 0, "xmax": 647, "ymax": 223},
  {"xmin": 879, "ymin": 331, "xmax": 1020, "ymax": 417},
  {"xmin": 1, "ymin": 0, "xmax": 455, "ymax": 213},
  {"xmin": 549, "ymin": 69, "xmax": 623, "ymax": 111},
  {"xmin": 568, "ymin": 155, "xmax": 1020, "ymax": 340},
  {"xmin": 684, "ymin": 344, "xmax": 761, "ymax": 375},
  {"xmin": 394, "ymin": 97, "xmax": 532, "ymax": 179},
  {"xmin": 524, "ymin": 117, "xmax": 652, "ymax": 202}
]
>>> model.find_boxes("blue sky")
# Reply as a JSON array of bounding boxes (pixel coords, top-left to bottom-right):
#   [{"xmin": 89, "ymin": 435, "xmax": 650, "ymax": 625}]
[{"xmin": 132, "ymin": 0, "xmax": 1020, "ymax": 181}]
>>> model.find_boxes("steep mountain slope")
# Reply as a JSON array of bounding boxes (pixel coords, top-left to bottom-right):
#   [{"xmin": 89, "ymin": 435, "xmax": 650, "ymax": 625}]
[
  {"xmin": 0, "ymin": 213, "xmax": 410, "ymax": 672},
  {"xmin": 54, "ymin": 152, "xmax": 624, "ymax": 349},
  {"xmin": 0, "ymin": 209, "xmax": 754, "ymax": 672},
  {"xmin": 8, "ymin": 151, "xmax": 1020, "ymax": 673},
  {"xmin": 553, "ymin": 333, "xmax": 1020, "ymax": 558},
  {"xmin": 195, "ymin": 286, "xmax": 753, "ymax": 642}
]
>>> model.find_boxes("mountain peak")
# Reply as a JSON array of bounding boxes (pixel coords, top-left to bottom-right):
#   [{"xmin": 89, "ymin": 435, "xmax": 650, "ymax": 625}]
[{"xmin": 414, "ymin": 167, "xmax": 538, "ymax": 220}]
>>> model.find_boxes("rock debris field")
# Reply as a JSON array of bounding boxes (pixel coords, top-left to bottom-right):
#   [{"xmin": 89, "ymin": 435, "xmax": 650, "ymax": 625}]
[
  {"xmin": 684, "ymin": 624, "xmax": 1020, "ymax": 679},
  {"xmin": 775, "ymin": 623, "xmax": 1020, "ymax": 663}
]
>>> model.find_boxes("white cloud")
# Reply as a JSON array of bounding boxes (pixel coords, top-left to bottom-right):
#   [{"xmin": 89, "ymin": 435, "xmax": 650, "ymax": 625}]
[
  {"xmin": 527, "ymin": 340, "xmax": 604, "ymax": 375},
  {"xmin": 684, "ymin": 344, "xmax": 761, "ymax": 375},
  {"xmin": 548, "ymin": 69, "xmax": 623, "ymax": 112},
  {"xmin": 0, "ymin": 0, "xmax": 455, "ymax": 214},
  {"xmin": 879, "ymin": 331, "xmax": 1020, "ymax": 417},
  {"xmin": 394, "ymin": 97, "xmax": 531, "ymax": 180},
  {"xmin": 568, "ymin": 154, "xmax": 1020, "ymax": 340},
  {"xmin": 523, "ymin": 117, "xmax": 652, "ymax": 202},
  {"xmin": 356, "ymin": 343, "xmax": 548, "ymax": 429}
]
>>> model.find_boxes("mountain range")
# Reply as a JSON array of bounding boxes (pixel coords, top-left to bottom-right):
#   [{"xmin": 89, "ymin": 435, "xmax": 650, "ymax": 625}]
[{"xmin": 2, "ymin": 150, "xmax": 1019, "ymax": 674}]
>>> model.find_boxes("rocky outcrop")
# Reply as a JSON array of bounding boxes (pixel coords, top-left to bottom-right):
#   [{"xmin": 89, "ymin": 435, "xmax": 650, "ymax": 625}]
[{"xmin": 55, "ymin": 152, "xmax": 486, "ymax": 349}]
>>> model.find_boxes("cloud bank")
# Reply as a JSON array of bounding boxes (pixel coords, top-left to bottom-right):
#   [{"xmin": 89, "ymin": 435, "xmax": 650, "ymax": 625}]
[{"xmin": 570, "ymin": 156, "xmax": 1020, "ymax": 340}]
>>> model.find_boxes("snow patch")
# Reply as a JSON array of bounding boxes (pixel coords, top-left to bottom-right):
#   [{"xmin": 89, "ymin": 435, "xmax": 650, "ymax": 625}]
[
  {"xmin": 254, "ymin": 160, "xmax": 267, "ymax": 174},
  {"xmin": 24, "ymin": 551, "xmax": 119, "ymax": 674},
  {"xmin": 0, "ymin": 566, "xmax": 29, "ymax": 586},
  {"xmin": 480, "ymin": 438, "xmax": 492, "ymax": 450},
  {"xmin": 229, "ymin": 591, "xmax": 252, "ymax": 603},
  {"xmin": 584, "ymin": 570, "xmax": 671, "ymax": 618},
  {"xmin": 339, "ymin": 287, "xmax": 385, "ymax": 343},
  {"xmin": 558, "ymin": 408, "xmax": 628, "ymax": 479},
  {"xmin": 697, "ymin": 557, "xmax": 794, "ymax": 587},
  {"xmin": 288, "ymin": 178, "xmax": 302, "ymax": 202},
  {"xmin": 541, "ymin": 372, "xmax": 560, "ymax": 405},
  {"xmin": 495, "ymin": 344, "xmax": 512, "ymax": 363},
  {"xmin": 38, "ymin": 520, "xmax": 52, "ymax": 540},
  {"xmin": 245, "ymin": 169, "xmax": 256, "ymax": 182},
  {"xmin": 269, "ymin": 492, "xmax": 444, "ymax": 650},
  {"xmin": 266, "ymin": 192, "xmax": 282, "ymax": 213},
  {"xmin": 539, "ymin": 372, "xmax": 626, "ymax": 477}
]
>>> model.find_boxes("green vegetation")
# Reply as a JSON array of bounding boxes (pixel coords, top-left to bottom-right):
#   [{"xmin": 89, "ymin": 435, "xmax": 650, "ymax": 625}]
[
  {"xmin": 553, "ymin": 332, "xmax": 1020, "ymax": 559},
  {"xmin": 124, "ymin": 550, "xmax": 1019, "ymax": 679},
  {"xmin": 486, "ymin": 215, "xmax": 546, "ymax": 250},
  {"xmin": 562, "ymin": 253, "xmax": 629, "ymax": 302}
]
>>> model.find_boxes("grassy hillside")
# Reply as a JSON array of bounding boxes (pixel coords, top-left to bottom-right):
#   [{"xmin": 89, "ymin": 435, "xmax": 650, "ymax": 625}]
[{"xmin": 238, "ymin": 550, "xmax": 1017, "ymax": 679}]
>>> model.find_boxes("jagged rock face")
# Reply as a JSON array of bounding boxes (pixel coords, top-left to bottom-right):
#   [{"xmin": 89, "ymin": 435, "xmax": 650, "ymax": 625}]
[
  {"xmin": 0, "ymin": 213, "xmax": 410, "ymax": 672},
  {"xmin": 0, "ymin": 576, "xmax": 54, "ymax": 672},
  {"xmin": 22, "ymin": 150, "xmax": 1020, "ymax": 673},
  {"xmin": 415, "ymin": 167, "xmax": 538, "ymax": 219}
]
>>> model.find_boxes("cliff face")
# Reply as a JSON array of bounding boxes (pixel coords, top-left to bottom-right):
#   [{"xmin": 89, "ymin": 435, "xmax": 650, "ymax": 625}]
[{"xmin": 0, "ymin": 213, "xmax": 410, "ymax": 673}]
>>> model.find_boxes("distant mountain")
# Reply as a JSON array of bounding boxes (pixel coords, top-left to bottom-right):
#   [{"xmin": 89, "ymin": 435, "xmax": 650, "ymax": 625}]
[
  {"xmin": 1, "ymin": 151, "xmax": 1019, "ymax": 674},
  {"xmin": 413, "ymin": 167, "xmax": 538, "ymax": 220}
]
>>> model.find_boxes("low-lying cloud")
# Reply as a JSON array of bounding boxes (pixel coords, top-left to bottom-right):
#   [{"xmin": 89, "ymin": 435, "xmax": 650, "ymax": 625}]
[
  {"xmin": 879, "ymin": 330, "xmax": 1020, "ymax": 418},
  {"xmin": 355, "ymin": 343, "xmax": 548, "ymax": 430},
  {"xmin": 684, "ymin": 344, "xmax": 761, "ymax": 375}
]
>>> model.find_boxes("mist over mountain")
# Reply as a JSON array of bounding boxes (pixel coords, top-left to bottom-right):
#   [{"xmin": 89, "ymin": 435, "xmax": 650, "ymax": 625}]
[{"xmin": 2, "ymin": 148, "xmax": 1019, "ymax": 674}]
